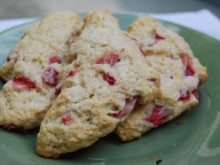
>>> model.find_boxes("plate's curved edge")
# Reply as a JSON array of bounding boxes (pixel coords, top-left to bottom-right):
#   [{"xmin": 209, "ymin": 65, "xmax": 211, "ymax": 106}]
[{"xmin": 0, "ymin": 18, "xmax": 39, "ymax": 36}]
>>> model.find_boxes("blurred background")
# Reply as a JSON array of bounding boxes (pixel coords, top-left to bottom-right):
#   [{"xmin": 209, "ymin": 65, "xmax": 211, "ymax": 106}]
[{"xmin": 0, "ymin": 0, "xmax": 220, "ymax": 19}]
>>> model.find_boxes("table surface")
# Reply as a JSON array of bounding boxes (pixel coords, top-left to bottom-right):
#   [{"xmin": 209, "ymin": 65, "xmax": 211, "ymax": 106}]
[{"xmin": 0, "ymin": 0, "xmax": 220, "ymax": 19}]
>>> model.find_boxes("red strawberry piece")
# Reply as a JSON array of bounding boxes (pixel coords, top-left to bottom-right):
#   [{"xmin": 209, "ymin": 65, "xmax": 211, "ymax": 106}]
[
  {"xmin": 96, "ymin": 51, "xmax": 120, "ymax": 67},
  {"xmin": 60, "ymin": 111, "xmax": 74, "ymax": 125},
  {"xmin": 6, "ymin": 123, "xmax": 22, "ymax": 130},
  {"xmin": 149, "ymin": 78, "xmax": 157, "ymax": 82},
  {"xmin": 67, "ymin": 70, "xmax": 76, "ymax": 77},
  {"xmin": 49, "ymin": 56, "xmax": 62, "ymax": 64},
  {"xmin": 42, "ymin": 67, "xmax": 59, "ymax": 87},
  {"xmin": 112, "ymin": 96, "xmax": 138, "ymax": 118},
  {"xmin": 67, "ymin": 68, "xmax": 81, "ymax": 77},
  {"xmin": 55, "ymin": 86, "xmax": 62, "ymax": 96},
  {"xmin": 148, "ymin": 32, "xmax": 165, "ymax": 46},
  {"xmin": 7, "ymin": 50, "xmax": 19, "ymax": 62},
  {"xmin": 148, "ymin": 32, "xmax": 165, "ymax": 47},
  {"xmin": 154, "ymin": 33, "xmax": 165, "ymax": 42},
  {"xmin": 103, "ymin": 72, "xmax": 116, "ymax": 86},
  {"xmin": 192, "ymin": 89, "xmax": 200, "ymax": 100},
  {"xmin": 178, "ymin": 89, "xmax": 191, "ymax": 102},
  {"xmin": 180, "ymin": 53, "xmax": 195, "ymax": 76},
  {"xmin": 185, "ymin": 65, "xmax": 195, "ymax": 76},
  {"xmin": 112, "ymin": 109, "xmax": 130, "ymax": 119},
  {"xmin": 13, "ymin": 76, "xmax": 37, "ymax": 91},
  {"xmin": 145, "ymin": 105, "xmax": 168, "ymax": 127}
]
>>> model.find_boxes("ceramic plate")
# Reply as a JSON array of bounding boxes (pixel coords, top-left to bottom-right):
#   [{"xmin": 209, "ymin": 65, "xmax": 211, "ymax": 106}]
[{"xmin": 0, "ymin": 13, "xmax": 220, "ymax": 165}]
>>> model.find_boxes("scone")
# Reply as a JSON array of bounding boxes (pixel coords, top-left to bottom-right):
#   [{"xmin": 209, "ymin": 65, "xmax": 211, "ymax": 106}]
[
  {"xmin": 115, "ymin": 16, "xmax": 208, "ymax": 141},
  {"xmin": 36, "ymin": 10, "xmax": 159, "ymax": 158},
  {"xmin": 0, "ymin": 12, "xmax": 83, "ymax": 129}
]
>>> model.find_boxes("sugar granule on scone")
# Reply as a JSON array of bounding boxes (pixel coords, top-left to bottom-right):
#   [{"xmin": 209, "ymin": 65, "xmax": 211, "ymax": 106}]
[
  {"xmin": 36, "ymin": 10, "xmax": 159, "ymax": 158},
  {"xmin": 115, "ymin": 16, "xmax": 208, "ymax": 141},
  {"xmin": 0, "ymin": 12, "xmax": 83, "ymax": 129}
]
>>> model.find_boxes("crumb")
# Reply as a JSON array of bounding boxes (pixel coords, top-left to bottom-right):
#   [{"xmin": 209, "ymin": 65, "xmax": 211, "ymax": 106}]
[
  {"xmin": 151, "ymin": 155, "xmax": 158, "ymax": 161},
  {"xmin": 150, "ymin": 156, "xmax": 162, "ymax": 165},
  {"xmin": 156, "ymin": 159, "xmax": 162, "ymax": 165}
]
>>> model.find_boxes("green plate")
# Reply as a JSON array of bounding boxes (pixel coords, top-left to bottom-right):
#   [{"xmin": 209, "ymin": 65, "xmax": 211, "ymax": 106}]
[{"xmin": 0, "ymin": 13, "xmax": 220, "ymax": 165}]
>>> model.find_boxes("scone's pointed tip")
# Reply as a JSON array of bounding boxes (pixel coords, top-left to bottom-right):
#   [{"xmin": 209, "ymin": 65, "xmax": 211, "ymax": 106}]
[{"xmin": 84, "ymin": 9, "xmax": 118, "ymax": 26}]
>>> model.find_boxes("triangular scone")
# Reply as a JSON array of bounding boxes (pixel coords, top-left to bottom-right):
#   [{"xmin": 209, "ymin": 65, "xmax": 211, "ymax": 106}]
[
  {"xmin": 0, "ymin": 12, "xmax": 83, "ymax": 129},
  {"xmin": 115, "ymin": 16, "xmax": 208, "ymax": 141},
  {"xmin": 36, "ymin": 10, "xmax": 159, "ymax": 158}
]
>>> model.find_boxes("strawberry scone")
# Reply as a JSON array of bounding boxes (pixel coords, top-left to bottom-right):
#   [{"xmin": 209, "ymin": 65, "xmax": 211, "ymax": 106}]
[
  {"xmin": 115, "ymin": 16, "xmax": 208, "ymax": 141},
  {"xmin": 36, "ymin": 10, "xmax": 159, "ymax": 158},
  {"xmin": 0, "ymin": 12, "xmax": 83, "ymax": 129}
]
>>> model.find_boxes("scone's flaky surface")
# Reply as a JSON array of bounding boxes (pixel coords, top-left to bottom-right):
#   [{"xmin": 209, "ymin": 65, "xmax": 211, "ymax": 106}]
[
  {"xmin": 36, "ymin": 10, "xmax": 159, "ymax": 158},
  {"xmin": 115, "ymin": 16, "xmax": 208, "ymax": 141},
  {"xmin": 0, "ymin": 12, "xmax": 83, "ymax": 129},
  {"xmin": 0, "ymin": 23, "xmax": 39, "ymax": 81}
]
